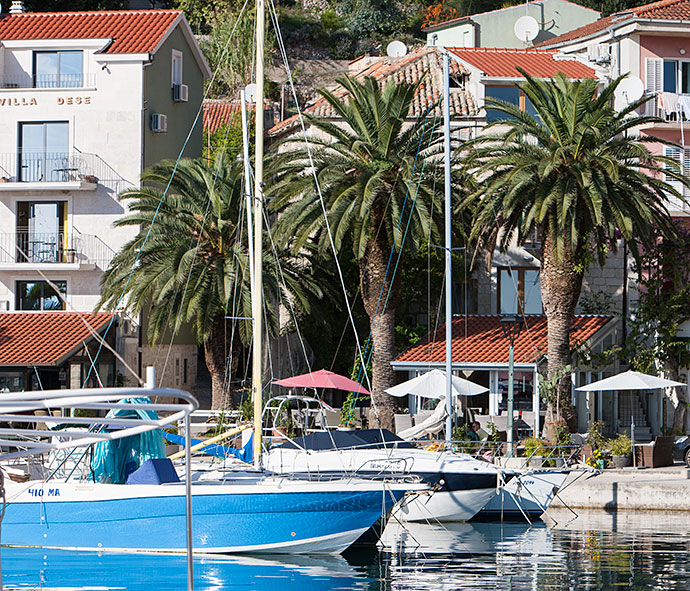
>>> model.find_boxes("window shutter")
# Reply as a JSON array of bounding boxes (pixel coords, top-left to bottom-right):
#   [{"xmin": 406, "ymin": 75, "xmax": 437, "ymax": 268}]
[
  {"xmin": 664, "ymin": 146, "xmax": 686, "ymax": 210},
  {"xmin": 645, "ymin": 58, "xmax": 662, "ymax": 116}
]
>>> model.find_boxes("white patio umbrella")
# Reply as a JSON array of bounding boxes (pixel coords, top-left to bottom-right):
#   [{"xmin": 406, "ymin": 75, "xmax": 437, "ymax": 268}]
[
  {"xmin": 575, "ymin": 370, "xmax": 686, "ymax": 392},
  {"xmin": 385, "ymin": 369, "xmax": 489, "ymax": 399}
]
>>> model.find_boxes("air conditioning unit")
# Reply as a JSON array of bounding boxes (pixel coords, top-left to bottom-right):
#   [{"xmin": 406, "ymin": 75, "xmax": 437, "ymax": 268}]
[
  {"xmin": 173, "ymin": 83, "xmax": 189, "ymax": 102},
  {"xmin": 0, "ymin": 300, "xmax": 9, "ymax": 311},
  {"xmin": 151, "ymin": 113, "xmax": 168, "ymax": 133}
]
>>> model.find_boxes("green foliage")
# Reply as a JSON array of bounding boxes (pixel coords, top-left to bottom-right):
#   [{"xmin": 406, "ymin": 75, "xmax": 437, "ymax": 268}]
[
  {"xmin": 239, "ymin": 397, "xmax": 253, "ymax": 421},
  {"xmin": 587, "ymin": 421, "xmax": 607, "ymax": 452},
  {"xmin": 201, "ymin": 8, "xmax": 274, "ymax": 97},
  {"xmin": 97, "ymin": 155, "xmax": 326, "ymax": 348},
  {"xmin": 339, "ymin": 0, "xmax": 410, "ymax": 38},
  {"xmin": 203, "ymin": 114, "xmax": 252, "ymax": 165},
  {"xmin": 320, "ymin": 9, "xmax": 341, "ymax": 31},
  {"xmin": 172, "ymin": 0, "xmax": 238, "ymax": 34},
  {"xmin": 579, "ymin": 289, "xmax": 614, "ymax": 315},
  {"xmin": 608, "ymin": 433, "xmax": 632, "ymax": 456},
  {"xmin": 522, "ymin": 436, "xmax": 547, "ymax": 457},
  {"xmin": 340, "ymin": 391, "xmax": 369, "ymax": 427},
  {"xmin": 552, "ymin": 420, "xmax": 571, "ymax": 448},
  {"xmin": 539, "ymin": 365, "xmax": 572, "ymax": 408},
  {"xmin": 623, "ymin": 228, "xmax": 690, "ymax": 375}
]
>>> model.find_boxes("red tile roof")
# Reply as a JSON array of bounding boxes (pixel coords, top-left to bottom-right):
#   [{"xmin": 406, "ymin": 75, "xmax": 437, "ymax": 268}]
[
  {"xmin": 0, "ymin": 10, "xmax": 181, "ymax": 54},
  {"xmin": 448, "ymin": 47, "xmax": 597, "ymax": 79},
  {"xmin": 268, "ymin": 46, "xmax": 477, "ymax": 138},
  {"xmin": 395, "ymin": 315, "xmax": 614, "ymax": 366},
  {"xmin": 203, "ymin": 100, "xmax": 243, "ymax": 134},
  {"xmin": 537, "ymin": 0, "xmax": 690, "ymax": 48},
  {"xmin": 0, "ymin": 312, "xmax": 114, "ymax": 367}
]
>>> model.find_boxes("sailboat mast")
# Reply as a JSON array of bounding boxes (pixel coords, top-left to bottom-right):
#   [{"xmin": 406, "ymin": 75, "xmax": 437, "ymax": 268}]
[
  {"xmin": 252, "ymin": 0, "xmax": 265, "ymax": 469},
  {"xmin": 442, "ymin": 50, "xmax": 453, "ymax": 445}
]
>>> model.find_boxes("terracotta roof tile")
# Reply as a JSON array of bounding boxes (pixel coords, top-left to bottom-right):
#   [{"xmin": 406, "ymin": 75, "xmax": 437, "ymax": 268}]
[
  {"xmin": 537, "ymin": 0, "xmax": 690, "ymax": 48},
  {"xmin": 0, "ymin": 312, "xmax": 114, "ymax": 367},
  {"xmin": 203, "ymin": 99, "xmax": 243, "ymax": 134},
  {"xmin": 0, "ymin": 10, "xmax": 180, "ymax": 54},
  {"xmin": 395, "ymin": 315, "xmax": 614, "ymax": 365},
  {"xmin": 268, "ymin": 46, "xmax": 477, "ymax": 137},
  {"xmin": 448, "ymin": 47, "xmax": 597, "ymax": 78}
]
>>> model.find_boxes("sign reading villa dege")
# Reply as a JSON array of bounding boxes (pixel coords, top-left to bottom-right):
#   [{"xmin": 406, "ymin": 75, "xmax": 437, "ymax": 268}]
[{"xmin": 0, "ymin": 96, "xmax": 92, "ymax": 106}]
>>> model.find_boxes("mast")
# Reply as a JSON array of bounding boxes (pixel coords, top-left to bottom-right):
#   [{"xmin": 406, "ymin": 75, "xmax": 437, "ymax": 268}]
[
  {"xmin": 442, "ymin": 51, "xmax": 453, "ymax": 445},
  {"xmin": 252, "ymin": 0, "xmax": 265, "ymax": 469}
]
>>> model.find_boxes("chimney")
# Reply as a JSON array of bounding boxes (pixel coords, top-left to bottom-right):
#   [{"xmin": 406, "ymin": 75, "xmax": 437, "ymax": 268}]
[{"xmin": 9, "ymin": 1, "xmax": 25, "ymax": 14}]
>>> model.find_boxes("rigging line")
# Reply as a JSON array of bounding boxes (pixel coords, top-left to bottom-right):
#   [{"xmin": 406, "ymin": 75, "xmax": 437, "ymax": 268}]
[
  {"xmin": 12, "ymin": 243, "xmax": 141, "ymax": 385},
  {"xmin": 267, "ymin": 0, "xmax": 373, "ymax": 396},
  {"xmin": 83, "ymin": 0, "xmax": 253, "ymax": 387},
  {"xmin": 263, "ymin": 210, "xmax": 312, "ymax": 373},
  {"xmin": 261, "ymin": 202, "xmax": 315, "ymax": 376},
  {"xmin": 159, "ymin": 108, "xmax": 241, "ymax": 389},
  {"xmin": 352, "ymin": 109, "xmax": 439, "ymax": 402}
]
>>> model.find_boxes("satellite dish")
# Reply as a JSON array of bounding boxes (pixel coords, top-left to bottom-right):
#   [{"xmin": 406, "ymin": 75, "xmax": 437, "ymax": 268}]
[
  {"xmin": 514, "ymin": 15, "xmax": 539, "ymax": 43},
  {"xmin": 615, "ymin": 76, "xmax": 644, "ymax": 105},
  {"xmin": 386, "ymin": 40, "xmax": 408, "ymax": 58},
  {"xmin": 244, "ymin": 83, "xmax": 258, "ymax": 102}
]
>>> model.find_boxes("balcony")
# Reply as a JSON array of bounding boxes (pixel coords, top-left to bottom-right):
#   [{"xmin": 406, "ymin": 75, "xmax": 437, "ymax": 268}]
[
  {"xmin": 0, "ymin": 229, "xmax": 115, "ymax": 271},
  {"xmin": 0, "ymin": 151, "xmax": 105, "ymax": 191},
  {"xmin": 1, "ymin": 73, "xmax": 97, "ymax": 90}
]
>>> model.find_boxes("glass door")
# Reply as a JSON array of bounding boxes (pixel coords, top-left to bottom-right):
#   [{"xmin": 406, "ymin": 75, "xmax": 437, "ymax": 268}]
[{"xmin": 20, "ymin": 122, "xmax": 69, "ymax": 182}]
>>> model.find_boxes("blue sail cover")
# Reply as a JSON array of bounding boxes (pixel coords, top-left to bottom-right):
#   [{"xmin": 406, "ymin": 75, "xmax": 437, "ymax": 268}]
[
  {"xmin": 91, "ymin": 397, "xmax": 165, "ymax": 484},
  {"xmin": 162, "ymin": 431, "xmax": 253, "ymax": 463}
]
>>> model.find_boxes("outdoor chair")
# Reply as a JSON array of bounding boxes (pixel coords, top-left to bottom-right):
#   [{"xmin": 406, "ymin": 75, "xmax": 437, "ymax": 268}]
[
  {"xmin": 634, "ymin": 435, "xmax": 674, "ymax": 468},
  {"xmin": 394, "ymin": 414, "xmax": 412, "ymax": 433}
]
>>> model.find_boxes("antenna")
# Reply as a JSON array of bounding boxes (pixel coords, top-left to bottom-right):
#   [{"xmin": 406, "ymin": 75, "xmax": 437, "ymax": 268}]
[
  {"xmin": 615, "ymin": 76, "xmax": 644, "ymax": 106},
  {"xmin": 386, "ymin": 40, "xmax": 408, "ymax": 58},
  {"xmin": 245, "ymin": 83, "xmax": 258, "ymax": 102},
  {"xmin": 514, "ymin": 15, "xmax": 539, "ymax": 43}
]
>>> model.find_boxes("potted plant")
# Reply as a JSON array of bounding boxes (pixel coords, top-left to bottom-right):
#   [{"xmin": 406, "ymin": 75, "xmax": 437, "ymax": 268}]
[{"xmin": 608, "ymin": 434, "xmax": 632, "ymax": 468}]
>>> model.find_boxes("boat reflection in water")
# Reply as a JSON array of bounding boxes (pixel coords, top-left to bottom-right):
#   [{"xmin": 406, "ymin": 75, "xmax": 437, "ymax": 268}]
[
  {"xmin": 378, "ymin": 519, "xmax": 551, "ymax": 556},
  {"xmin": 0, "ymin": 547, "xmax": 371, "ymax": 591}
]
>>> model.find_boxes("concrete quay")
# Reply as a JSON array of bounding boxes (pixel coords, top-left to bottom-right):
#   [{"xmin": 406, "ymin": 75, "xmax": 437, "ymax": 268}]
[{"xmin": 550, "ymin": 465, "xmax": 690, "ymax": 512}]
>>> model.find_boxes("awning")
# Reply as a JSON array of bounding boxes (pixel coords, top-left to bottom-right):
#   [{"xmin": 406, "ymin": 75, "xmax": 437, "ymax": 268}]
[{"xmin": 0, "ymin": 311, "xmax": 114, "ymax": 367}]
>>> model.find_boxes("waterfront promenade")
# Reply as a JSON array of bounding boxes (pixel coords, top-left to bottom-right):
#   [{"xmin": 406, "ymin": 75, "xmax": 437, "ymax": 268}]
[{"xmin": 551, "ymin": 465, "xmax": 690, "ymax": 512}]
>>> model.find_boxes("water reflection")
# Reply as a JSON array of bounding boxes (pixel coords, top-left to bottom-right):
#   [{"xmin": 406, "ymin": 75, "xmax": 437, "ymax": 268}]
[
  {"xmin": 0, "ymin": 548, "xmax": 371, "ymax": 591},
  {"xmin": 3, "ymin": 512, "xmax": 690, "ymax": 590}
]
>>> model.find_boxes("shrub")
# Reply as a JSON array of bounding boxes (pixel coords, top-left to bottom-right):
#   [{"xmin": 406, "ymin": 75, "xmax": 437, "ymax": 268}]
[{"xmin": 608, "ymin": 434, "xmax": 632, "ymax": 456}]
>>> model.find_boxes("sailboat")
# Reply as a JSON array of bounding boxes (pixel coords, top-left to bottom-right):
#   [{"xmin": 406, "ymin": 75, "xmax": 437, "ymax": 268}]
[{"xmin": 0, "ymin": 0, "xmax": 425, "ymax": 560}]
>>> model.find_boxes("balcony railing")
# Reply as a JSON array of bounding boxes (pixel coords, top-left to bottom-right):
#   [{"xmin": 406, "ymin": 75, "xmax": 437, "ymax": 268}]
[
  {"xmin": 0, "ymin": 229, "xmax": 115, "ymax": 268},
  {"xmin": 1, "ymin": 73, "xmax": 96, "ymax": 89},
  {"xmin": 0, "ymin": 150, "xmax": 111, "ymax": 185}
]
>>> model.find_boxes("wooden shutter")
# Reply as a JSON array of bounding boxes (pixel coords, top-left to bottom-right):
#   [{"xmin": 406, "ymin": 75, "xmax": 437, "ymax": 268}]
[{"xmin": 645, "ymin": 58, "xmax": 662, "ymax": 116}]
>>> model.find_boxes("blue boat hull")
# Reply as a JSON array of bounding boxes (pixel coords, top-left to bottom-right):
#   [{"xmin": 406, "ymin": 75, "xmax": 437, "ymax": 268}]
[{"xmin": 2, "ymin": 480, "xmax": 408, "ymax": 554}]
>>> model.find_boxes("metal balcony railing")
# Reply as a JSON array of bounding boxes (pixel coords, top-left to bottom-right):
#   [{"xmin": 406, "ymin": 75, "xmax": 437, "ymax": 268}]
[
  {"xmin": 0, "ymin": 229, "xmax": 115, "ymax": 268},
  {"xmin": 0, "ymin": 150, "xmax": 117, "ymax": 186},
  {"xmin": 1, "ymin": 73, "xmax": 97, "ymax": 89}
]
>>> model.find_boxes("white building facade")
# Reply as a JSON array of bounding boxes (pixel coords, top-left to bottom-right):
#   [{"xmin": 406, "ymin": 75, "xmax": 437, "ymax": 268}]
[{"xmin": 0, "ymin": 8, "xmax": 210, "ymax": 393}]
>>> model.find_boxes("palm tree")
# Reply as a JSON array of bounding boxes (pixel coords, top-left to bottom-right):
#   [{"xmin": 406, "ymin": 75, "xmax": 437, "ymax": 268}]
[
  {"xmin": 98, "ymin": 155, "xmax": 327, "ymax": 409},
  {"xmin": 269, "ymin": 76, "xmax": 451, "ymax": 429},
  {"xmin": 463, "ymin": 70, "xmax": 687, "ymax": 434}
]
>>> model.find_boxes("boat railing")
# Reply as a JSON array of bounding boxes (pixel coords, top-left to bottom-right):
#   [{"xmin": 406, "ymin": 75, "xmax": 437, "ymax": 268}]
[{"xmin": 0, "ymin": 387, "xmax": 198, "ymax": 462}]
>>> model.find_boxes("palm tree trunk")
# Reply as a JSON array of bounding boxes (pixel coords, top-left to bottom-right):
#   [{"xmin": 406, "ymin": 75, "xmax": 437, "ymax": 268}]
[
  {"xmin": 360, "ymin": 236, "xmax": 398, "ymax": 431},
  {"xmin": 204, "ymin": 315, "xmax": 232, "ymax": 410},
  {"xmin": 540, "ymin": 234, "xmax": 583, "ymax": 436}
]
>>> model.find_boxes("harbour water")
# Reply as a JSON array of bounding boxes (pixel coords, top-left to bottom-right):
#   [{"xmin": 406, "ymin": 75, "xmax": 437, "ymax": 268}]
[{"xmin": 3, "ymin": 510, "xmax": 690, "ymax": 590}]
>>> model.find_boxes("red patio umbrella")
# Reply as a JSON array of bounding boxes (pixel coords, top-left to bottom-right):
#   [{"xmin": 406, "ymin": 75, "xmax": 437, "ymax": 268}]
[{"xmin": 273, "ymin": 369, "xmax": 369, "ymax": 394}]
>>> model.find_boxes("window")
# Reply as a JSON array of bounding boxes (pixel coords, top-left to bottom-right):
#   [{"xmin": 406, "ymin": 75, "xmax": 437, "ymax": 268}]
[
  {"xmin": 34, "ymin": 51, "xmax": 83, "ymax": 88},
  {"xmin": 171, "ymin": 50, "xmax": 183, "ymax": 86},
  {"xmin": 16, "ymin": 280, "xmax": 67, "ymax": 311},
  {"xmin": 484, "ymin": 86, "xmax": 538, "ymax": 123},
  {"xmin": 16, "ymin": 201, "xmax": 67, "ymax": 263},
  {"xmin": 485, "ymin": 86, "xmax": 520, "ymax": 123},
  {"xmin": 498, "ymin": 267, "xmax": 542, "ymax": 315},
  {"xmin": 662, "ymin": 59, "xmax": 690, "ymax": 94},
  {"xmin": 19, "ymin": 122, "xmax": 69, "ymax": 182}
]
